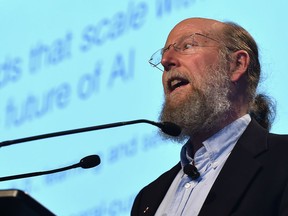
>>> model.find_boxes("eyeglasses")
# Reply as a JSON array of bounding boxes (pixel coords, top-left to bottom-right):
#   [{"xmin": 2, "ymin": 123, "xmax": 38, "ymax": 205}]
[{"xmin": 148, "ymin": 33, "xmax": 220, "ymax": 71}]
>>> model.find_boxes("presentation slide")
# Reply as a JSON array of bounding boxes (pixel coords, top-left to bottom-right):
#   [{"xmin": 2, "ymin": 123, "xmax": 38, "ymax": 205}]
[{"xmin": 0, "ymin": 0, "xmax": 287, "ymax": 215}]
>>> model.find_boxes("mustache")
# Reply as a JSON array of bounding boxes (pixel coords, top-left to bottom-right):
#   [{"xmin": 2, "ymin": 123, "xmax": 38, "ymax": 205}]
[{"xmin": 164, "ymin": 69, "xmax": 190, "ymax": 80}]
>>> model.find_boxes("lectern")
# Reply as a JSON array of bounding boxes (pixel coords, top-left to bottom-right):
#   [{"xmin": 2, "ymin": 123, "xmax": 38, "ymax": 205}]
[{"xmin": 0, "ymin": 189, "xmax": 55, "ymax": 216}]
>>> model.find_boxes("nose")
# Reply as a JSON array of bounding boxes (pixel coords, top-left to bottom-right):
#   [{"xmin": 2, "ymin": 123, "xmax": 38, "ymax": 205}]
[{"xmin": 161, "ymin": 45, "xmax": 179, "ymax": 72}]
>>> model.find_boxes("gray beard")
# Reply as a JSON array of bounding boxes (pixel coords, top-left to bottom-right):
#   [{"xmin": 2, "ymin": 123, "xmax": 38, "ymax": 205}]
[{"xmin": 159, "ymin": 59, "xmax": 232, "ymax": 143}]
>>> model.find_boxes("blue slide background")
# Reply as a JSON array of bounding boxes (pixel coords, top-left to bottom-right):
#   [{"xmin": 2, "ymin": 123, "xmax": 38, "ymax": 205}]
[{"xmin": 0, "ymin": 0, "xmax": 287, "ymax": 215}]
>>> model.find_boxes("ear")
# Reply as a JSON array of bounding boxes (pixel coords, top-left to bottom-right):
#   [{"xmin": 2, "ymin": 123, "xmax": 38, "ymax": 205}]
[{"xmin": 229, "ymin": 50, "xmax": 250, "ymax": 82}]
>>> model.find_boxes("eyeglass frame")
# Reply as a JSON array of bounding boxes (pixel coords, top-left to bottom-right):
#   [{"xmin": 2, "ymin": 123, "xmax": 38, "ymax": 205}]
[{"xmin": 148, "ymin": 32, "xmax": 223, "ymax": 71}]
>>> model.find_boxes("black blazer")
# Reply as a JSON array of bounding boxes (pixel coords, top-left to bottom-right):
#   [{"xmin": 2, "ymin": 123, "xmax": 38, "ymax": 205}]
[{"xmin": 131, "ymin": 119, "xmax": 288, "ymax": 216}]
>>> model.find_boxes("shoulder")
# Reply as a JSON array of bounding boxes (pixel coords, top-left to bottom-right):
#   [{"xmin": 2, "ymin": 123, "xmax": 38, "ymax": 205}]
[
  {"xmin": 266, "ymin": 132, "xmax": 288, "ymax": 154},
  {"xmin": 268, "ymin": 133, "xmax": 288, "ymax": 142}
]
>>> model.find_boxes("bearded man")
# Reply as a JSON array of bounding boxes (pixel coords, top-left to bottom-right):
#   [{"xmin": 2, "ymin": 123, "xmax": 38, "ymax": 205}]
[{"xmin": 131, "ymin": 18, "xmax": 288, "ymax": 216}]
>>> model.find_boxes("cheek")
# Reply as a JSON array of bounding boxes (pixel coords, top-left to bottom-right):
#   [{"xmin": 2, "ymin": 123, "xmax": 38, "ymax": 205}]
[
  {"xmin": 162, "ymin": 73, "xmax": 165, "ymax": 85},
  {"xmin": 188, "ymin": 56, "xmax": 221, "ymax": 84},
  {"xmin": 162, "ymin": 73, "xmax": 168, "ymax": 94}
]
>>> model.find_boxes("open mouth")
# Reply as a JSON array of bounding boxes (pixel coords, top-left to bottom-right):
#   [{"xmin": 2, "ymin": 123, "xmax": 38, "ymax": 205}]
[{"xmin": 168, "ymin": 77, "xmax": 189, "ymax": 92}]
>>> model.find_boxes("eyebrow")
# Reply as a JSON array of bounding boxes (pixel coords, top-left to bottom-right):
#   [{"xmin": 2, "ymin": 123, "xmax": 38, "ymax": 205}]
[
  {"xmin": 165, "ymin": 32, "xmax": 218, "ymax": 47},
  {"xmin": 164, "ymin": 33, "xmax": 195, "ymax": 49}
]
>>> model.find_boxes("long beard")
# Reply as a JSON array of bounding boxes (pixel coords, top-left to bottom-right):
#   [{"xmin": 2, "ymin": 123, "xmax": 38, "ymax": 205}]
[{"xmin": 159, "ymin": 58, "xmax": 232, "ymax": 142}]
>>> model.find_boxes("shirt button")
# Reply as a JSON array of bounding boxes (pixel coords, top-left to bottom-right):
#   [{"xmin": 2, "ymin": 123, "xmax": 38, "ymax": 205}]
[
  {"xmin": 212, "ymin": 162, "xmax": 219, "ymax": 168},
  {"xmin": 185, "ymin": 183, "xmax": 191, "ymax": 188}
]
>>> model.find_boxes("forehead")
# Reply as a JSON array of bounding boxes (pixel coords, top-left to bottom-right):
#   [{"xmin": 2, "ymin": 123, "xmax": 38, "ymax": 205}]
[{"xmin": 165, "ymin": 18, "xmax": 223, "ymax": 45}]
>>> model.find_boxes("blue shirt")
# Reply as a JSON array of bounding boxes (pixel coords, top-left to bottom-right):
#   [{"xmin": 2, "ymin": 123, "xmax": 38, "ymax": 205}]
[{"xmin": 155, "ymin": 114, "xmax": 251, "ymax": 216}]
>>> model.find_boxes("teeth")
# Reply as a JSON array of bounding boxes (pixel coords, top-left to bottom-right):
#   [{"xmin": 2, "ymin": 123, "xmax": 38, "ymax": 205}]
[
  {"xmin": 171, "ymin": 80, "xmax": 182, "ymax": 87},
  {"xmin": 169, "ymin": 78, "xmax": 189, "ymax": 91}
]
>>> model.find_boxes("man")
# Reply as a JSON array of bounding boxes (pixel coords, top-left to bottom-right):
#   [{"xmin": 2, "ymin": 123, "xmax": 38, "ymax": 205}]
[{"xmin": 131, "ymin": 18, "xmax": 288, "ymax": 216}]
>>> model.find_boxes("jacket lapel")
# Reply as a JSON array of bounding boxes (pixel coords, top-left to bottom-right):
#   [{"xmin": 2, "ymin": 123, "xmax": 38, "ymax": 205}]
[
  {"xmin": 137, "ymin": 163, "xmax": 181, "ymax": 215},
  {"xmin": 199, "ymin": 119, "xmax": 268, "ymax": 215}
]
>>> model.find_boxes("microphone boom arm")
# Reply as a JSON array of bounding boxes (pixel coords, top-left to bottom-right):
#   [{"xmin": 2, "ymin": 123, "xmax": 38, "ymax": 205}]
[
  {"xmin": 0, "ymin": 164, "xmax": 78, "ymax": 182},
  {"xmin": 0, "ymin": 119, "xmax": 178, "ymax": 148},
  {"xmin": 0, "ymin": 155, "xmax": 101, "ymax": 182}
]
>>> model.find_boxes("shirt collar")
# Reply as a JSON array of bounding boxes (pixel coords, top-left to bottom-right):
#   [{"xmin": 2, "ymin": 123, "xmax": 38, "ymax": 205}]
[{"xmin": 181, "ymin": 114, "xmax": 251, "ymax": 167}]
